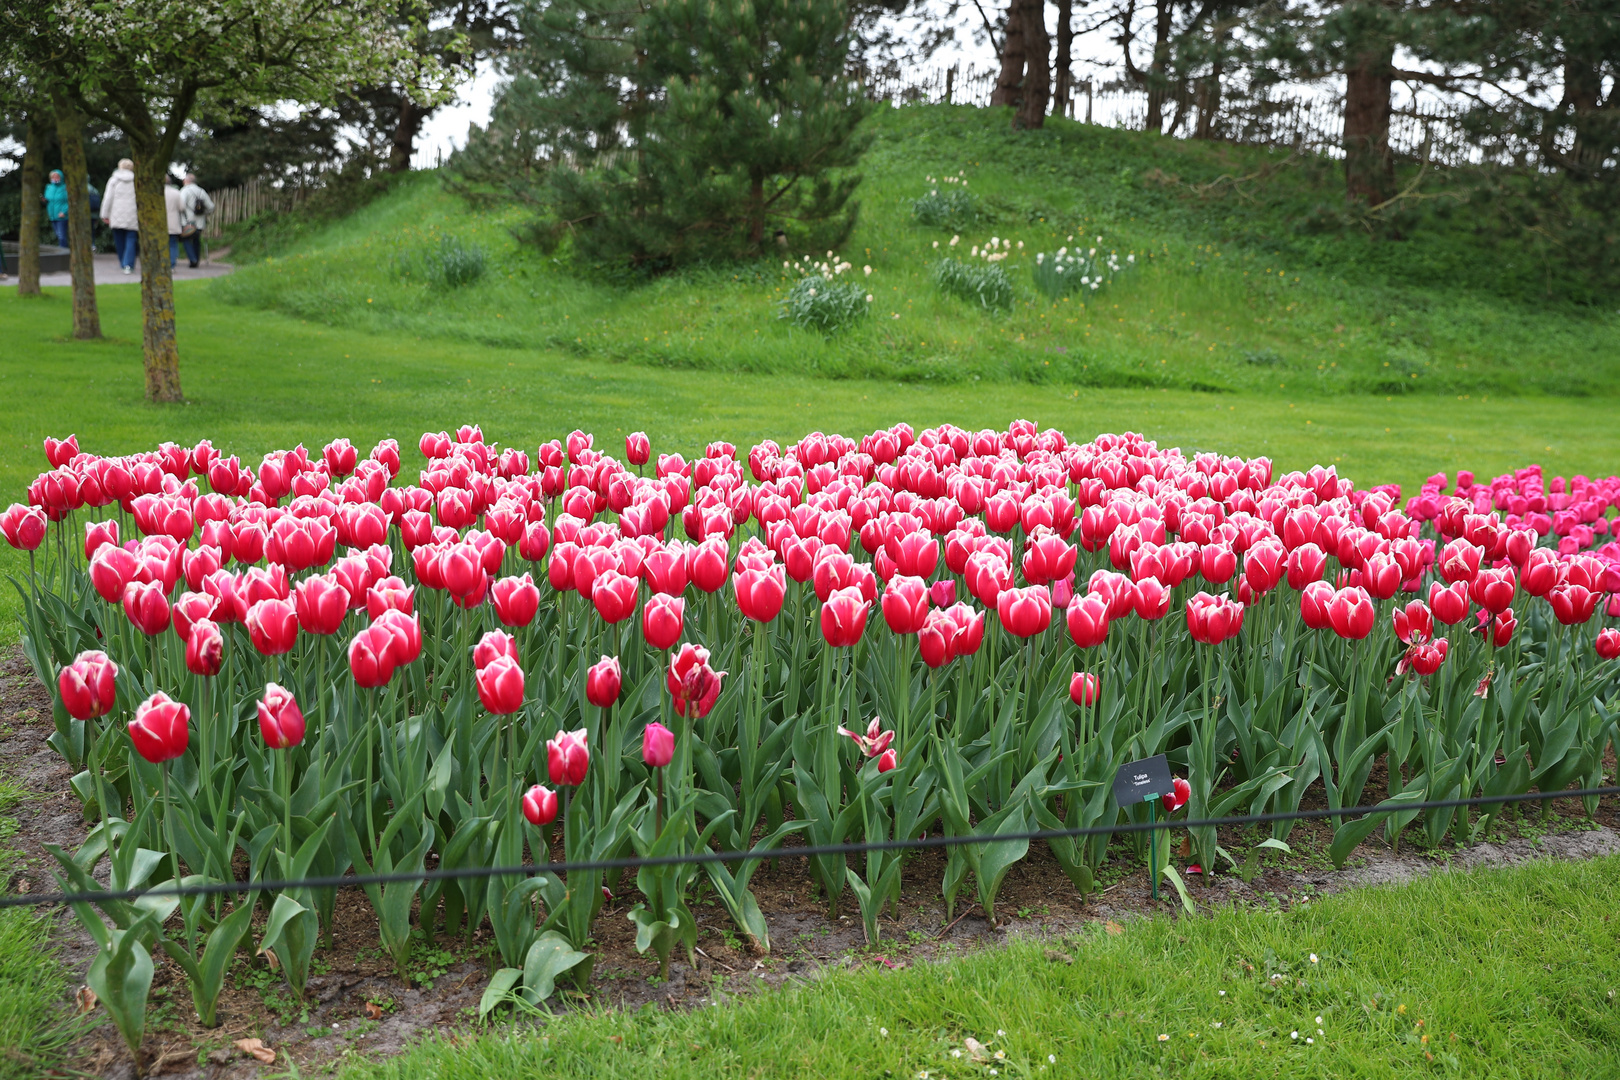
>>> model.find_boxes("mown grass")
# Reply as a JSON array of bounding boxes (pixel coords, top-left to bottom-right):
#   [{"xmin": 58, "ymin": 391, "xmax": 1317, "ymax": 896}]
[
  {"xmin": 343, "ymin": 855, "xmax": 1620, "ymax": 1079},
  {"xmin": 6, "ymin": 281, "xmax": 1620, "ymax": 643},
  {"xmin": 207, "ymin": 106, "xmax": 1620, "ymax": 398}
]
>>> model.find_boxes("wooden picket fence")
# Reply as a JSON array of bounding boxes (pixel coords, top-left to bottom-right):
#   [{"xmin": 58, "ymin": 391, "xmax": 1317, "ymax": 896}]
[{"xmin": 203, "ymin": 178, "xmax": 311, "ymax": 238}]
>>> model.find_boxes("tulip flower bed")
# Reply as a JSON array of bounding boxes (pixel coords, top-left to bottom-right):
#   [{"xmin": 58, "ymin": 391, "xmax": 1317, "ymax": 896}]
[{"xmin": 6, "ymin": 422, "xmax": 1620, "ymax": 1064}]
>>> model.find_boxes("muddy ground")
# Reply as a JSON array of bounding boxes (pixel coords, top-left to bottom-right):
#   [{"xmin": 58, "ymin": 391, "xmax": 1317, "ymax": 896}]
[{"xmin": 4, "ymin": 646, "xmax": 1617, "ymax": 1079}]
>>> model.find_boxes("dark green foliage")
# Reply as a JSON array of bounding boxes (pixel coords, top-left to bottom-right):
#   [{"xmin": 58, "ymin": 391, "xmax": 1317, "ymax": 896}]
[
  {"xmin": 395, "ymin": 234, "xmax": 487, "ymax": 287},
  {"xmin": 933, "ymin": 257, "xmax": 1013, "ymax": 311},
  {"xmin": 778, "ymin": 274, "xmax": 869, "ymax": 333},
  {"xmin": 453, "ymin": 0, "xmax": 871, "ymax": 269},
  {"xmin": 910, "ymin": 187, "xmax": 979, "ymax": 229}
]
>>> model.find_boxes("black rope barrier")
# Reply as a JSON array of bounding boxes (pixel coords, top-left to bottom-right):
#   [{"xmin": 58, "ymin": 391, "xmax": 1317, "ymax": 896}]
[{"xmin": 8, "ymin": 785, "xmax": 1615, "ymax": 910}]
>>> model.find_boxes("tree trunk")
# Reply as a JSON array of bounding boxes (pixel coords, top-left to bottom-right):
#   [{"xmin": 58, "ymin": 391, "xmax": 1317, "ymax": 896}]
[
  {"xmin": 1194, "ymin": 48, "xmax": 1223, "ymax": 140},
  {"xmin": 130, "ymin": 146, "xmax": 183, "ymax": 402},
  {"xmin": 748, "ymin": 171, "xmax": 765, "ymax": 252},
  {"xmin": 1144, "ymin": 0, "xmax": 1174, "ymax": 133},
  {"xmin": 1562, "ymin": 60, "xmax": 1603, "ymax": 174},
  {"xmin": 1015, "ymin": 0, "xmax": 1051, "ymax": 130},
  {"xmin": 16, "ymin": 113, "xmax": 45, "ymax": 297},
  {"xmin": 1054, "ymin": 0, "xmax": 1074, "ymax": 117},
  {"xmin": 389, "ymin": 96, "xmax": 424, "ymax": 173},
  {"xmin": 1343, "ymin": 45, "xmax": 1395, "ymax": 205},
  {"xmin": 53, "ymin": 91, "xmax": 102, "ymax": 339},
  {"xmin": 991, "ymin": 0, "xmax": 1026, "ymax": 108}
]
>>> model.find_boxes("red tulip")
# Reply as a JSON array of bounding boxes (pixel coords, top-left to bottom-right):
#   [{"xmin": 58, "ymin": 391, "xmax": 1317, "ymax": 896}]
[
  {"xmin": 1285, "ymin": 543, "xmax": 1327, "ymax": 590},
  {"xmin": 186, "ymin": 618, "xmax": 224, "ymax": 677},
  {"xmin": 1393, "ymin": 600, "xmax": 1433, "ymax": 644},
  {"xmin": 1489, "ymin": 608, "xmax": 1517, "ymax": 647},
  {"xmin": 349, "ymin": 625, "xmax": 397, "ymax": 688},
  {"xmin": 522, "ymin": 784, "xmax": 559, "ymax": 825},
  {"xmin": 1199, "ymin": 543, "xmax": 1236, "ymax": 585},
  {"xmin": 43, "ymin": 434, "xmax": 79, "ymax": 468},
  {"xmin": 90, "ymin": 544, "xmax": 139, "ymax": 602},
  {"xmin": 241, "ymin": 564, "xmax": 290, "ymax": 605},
  {"xmin": 928, "ymin": 579, "xmax": 957, "ymax": 607},
  {"xmin": 642, "ymin": 593, "xmax": 686, "ymax": 650},
  {"xmin": 203, "ymin": 569, "xmax": 247, "ymax": 623},
  {"xmin": 492, "ymin": 573, "xmax": 541, "ymax": 628},
  {"xmin": 477, "ymin": 655, "xmax": 526, "ymax": 714},
  {"xmin": 0, "ymin": 504, "xmax": 47, "ymax": 551},
  {"xmin": 626, "ymin": 432, "xmax": 651, "ymax": 467},
  {"xmin": 1069, "ymin": 671, "xmax": 1099, "ymax": 706},
  {"xmin": 246, "ymin": 598, "xmax": 298, "ymax": 655},
  {"xmin": 592, "ymin": 570, "xmax": 639, "ymax": 624},
  {"xmin": 123, "ymin": 580, "xmax": 172, "ymax": 636},
  {"xmin": 473, "ymin": 630, "xmax": 518, "ymax": 671},
  {"xmin": 518, "ymin": 519, "xmax": 552, "ymax": 563},
  {"xmin": 1549, "ymin": 584, "xmax": 1598, "ymax": 626},
  {"xmin": 1596, "ymin": 628, "xmax": 1620, "ymax": 661},
  {"xmin": 642, "ymin": 721, "xmax": 674, "ymax": 767},
  {"xmin": 1520, "ymin": 548, "xmax": 1562, "ymax": 597},
  {"xmin": 1300, "ymin": 580, "xmax": 1334, "ymax": 630},
  {"xmin": 945, "ymin": 602, "xmax": 985, "ymax": 656},
  {"xmin": 1242, "ymin": 538, "xmax": 1286, "ymax": 594},
  {"xmin": 294, "ymin": 574, "xmax": 350, "ymax": 636},
  {"xmin": 1428, "ymin": 580, "xmax": 1471, "ymax": 625},
  {"xmin": 85, "ymin": 519, "xmax": 119, "ymax": 560},
  {"xmin": 1020, "ymin": 531, "xmax": 1076, "ymax": 586},
  {"xmin": 548, "ymin": 728, "xmax": 590, "ymax": 786},
  {"xmin": 1327, "ymin": 586, "xmax": 1376, "ymax": 640},
  {"xmin": 1185, "ymin": 591, "xmax": 1244, "ymax": 645},
  {"xmin": 820, "ymin": 586, "xmax": 870, "ymax": 647},
  {"xmin": 690, "ymin": 537, "xmax": 729, "ymax": 593},
  {"xmin": 1439, "ymin": 538, "xmax": 1484, "ymax": 584},
  {"xmin": 1065, "ymin": 594, "xmax": 1110, "ymax": 648},
  {"xmin": 585, "ymin": 655, "xmax": 622, "ymax": 708},
  {"xmin": 918, "ymin": 609, "xmax": 959, "ymax": 668},
  {"xmin": 997, "ymin": 584, "xmax": 1052, "ymax": 638},
  {"xmin": 1470, "ymin": 567, "xmax": 1516, "ymax": 615},
  {"xmin": 667, "ymin": 642, "xmax": 726, "ymax": 717},
  {"xmin": 1361, "ymin": 552, "xmax": 1402, "ymax": 600},
  {"xmin": 881, "ymin": 574, "xmax": 930, "ymax": 634},
  {"xmin": 1131, "ymin": 577, "xmax": 1170, "ymax": 621},
  {"xmin": 1163, "ymin": 776, "xmax": 1191, "ymax": 813},
  {"xmin": 1407, "ymin": 639, "xmax": 1448, "ymax": 676},
  {"xmin": 257, "ymin": 682, "xmax": 307, "ymax": 748},
  {"xmin": 129, "ymin": 691, "xmax": 189, "ymax": 763},
  {"xmin": 734, "ymin": 565, "xmax": 787, "ymax": 623},
  {"xmin": 171, "ymin": 590, "xmax": 219, "ymax": 642},
  {"xmin": 366, "ymin": 577, "xmax": 415, "ymax": 620},
  {"xmin": 59, "ymin": 650, "xmax": 118, "ymax": 720},
  {"xmin": 877, "ymin": 748, "xmax": 898, "ymax": 773}
]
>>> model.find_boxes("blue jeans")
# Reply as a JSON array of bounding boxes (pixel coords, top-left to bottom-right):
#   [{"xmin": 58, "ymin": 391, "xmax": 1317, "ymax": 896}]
[
  {"xmin": 111, "ymin": 227, "xmax": 138, "ymax": 269},
  {"xmin": 181, "ymin": 233, "xmax": 201, "ymax": 266},
  {"xmin": 51, "ymin": 219, "xmax": 69, "ymax": 248},
  {"xmin": 169, "ymin": 236, "xmax": 179, "ymax": 268}
]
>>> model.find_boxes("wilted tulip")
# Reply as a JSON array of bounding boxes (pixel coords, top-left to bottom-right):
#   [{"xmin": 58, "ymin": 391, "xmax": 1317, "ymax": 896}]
[
  {"xmin": 257, "ymin": 683, "xmax": 307, "ymax": 748},
  {"xmin": 1393, "ymin": 600, "xmax": 1434, "ymax": 644},
  {"xmin": 667, "ymin": 643, "xmax": 726, "ymax": 717},
  {"xmin": 186, "ymin": 618, "xmax": 224, "ymax": 677},
  {"xmin": 129, "ymin": 691, "xmax": 189, "ymax": 763},
  {"xmin": 838, "ymin": 717, "xmax": 894, "ymax": 758},
  {"xmin": 586, "ymin": 655, "xmax": 622, "ymax": 708}
]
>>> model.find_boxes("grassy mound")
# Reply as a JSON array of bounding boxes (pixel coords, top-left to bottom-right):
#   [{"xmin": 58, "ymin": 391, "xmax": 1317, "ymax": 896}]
[{"xmin": 211, "ymin": 106, "xmax": 1620, "ymax": 398}]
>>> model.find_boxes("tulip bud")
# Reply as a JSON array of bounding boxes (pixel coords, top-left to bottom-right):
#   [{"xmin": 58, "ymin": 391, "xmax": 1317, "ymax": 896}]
[
  {"xmin": 522, "ymin": 784, "xmax": 559, "ymax": 825},
  {"xmin": 626, "ymin": 432, "xmax": 651, "ymax": 467},
  {"xmin": 1597, "ymin": 628, "xmax": 1620, "ymax": 661},
  {"xmin": 257, "ymin": 682, "xmax": 307, "ymax": 748},
  {"xmin": 1162, "ymin": 776, "xmax": 1191, "ymax": 812},
  {"xmin": 642, "ymin": 721, "xmax": 674, "ymax": 768},
  {"xmin": 586, "ymin": 655, "xmax": 622, "ymax": 708},
  {"xmin": 129, "ymin": 691, "xmax": 190, "ymax": 763},
  {"xmin": 876, "ymin": 748, "xmax": 898, "ymax": 773},
  {"xmin": 1069, "ymin": 671, "xmax": 1099, "ymax": 707}
]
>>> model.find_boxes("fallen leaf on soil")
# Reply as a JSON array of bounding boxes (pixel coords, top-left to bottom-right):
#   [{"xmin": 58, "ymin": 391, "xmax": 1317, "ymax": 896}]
[
  {"xmin": 964, "ymin": 1037, "xmax": 989, "ymax": 1063},
  {"xmin": 1044, "ymin": 948, "xmax": 1073, "ymax": 965},
  {"xmin": 233, "ymin": 1038, "xmax": 276, "ymax": 1064},
  {"xmin": 259, "ymin": 947, "xmax": 280, "ymax": 971},
  {"xmin": 364, "ymin": 1001, "xmax": 384, "ymax": 1020},
  {"xmin": 75, "ymin": 985, "xmax": 97, "ymax": 1014},
  {"xmin": 1105, "ymin": 920, "xmax": 1124, "ymax": 935}
]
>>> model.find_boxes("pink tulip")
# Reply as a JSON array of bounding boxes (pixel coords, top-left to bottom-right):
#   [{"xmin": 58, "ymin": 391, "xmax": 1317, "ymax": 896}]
[
  {"xmin": 592, "ymin": 570, "xmax": 639, "ymax": 624},
  {"xmin": 918, "ymin": 609, "xmax": 959, "ymax": 668},
  {"xmin": 1069, "ymin": 671, "xmax": 1099, "ymax": 706},
  {"xmin": 295, "ymin": 574, "xmax": 350, "ymax": 636},
  {"xmin": 129, "ymin": 691, "xmax": 189, "ymax": 764},
  {"xmin": 997, "ymin": 585, "xmax": 1052, "ymax": 638},
  {"xmin": 881, "ymin": 575, "xmax": 929, "ymax": 634},
  {"xmin": 477, "ymin": 655, "xmax": 526, "ymax": 714},
  {"xmin": 1327, "ymin": 586, "xmax": 1376, "ymax": 640},
  {"xmin": 59, "ymin": 651, "xmax": 118, "ymax": 721},
  {"xmin": 1596, "ymin": 628, "xmax": 1620, "ymax": 661},
  {"xmin": 1065, "ymin": 594, "xmax": 1110, "ymax": 648},
  {"xmin": 734, "ymin": 565, "xmax": 787, "ymax": 623},
  {"xmin": 1300, "ymin": 580, "xmax": 1334, "ymax": 630},
  {"xmin": 0, "ymin": 504, "xmax": 47, "ymax": 551},
  {"xmin": 548, "ymin": 728, "xmax": 590, "ymax": 786},
  {"xmin": 123, "ymin": 580, "xmax": 172, "ymax": 636},
  {"xmin": 492, "ymin": 573, "xmax": 541, "ymax": 628},
  {"xmin": 246, "ymin": 598, "xmax": 299, "ymax": 655},
  {"xmin": 642, "ymin": 721, "xmax": 674, "ymax": 768},
  {"xmin": 474, "ymin": 629, "xmax": 519, "ymax": 671},
  {"xmin": 626, "ymin": 432, "xmax": 651, "ymax": 467},
  {"xmin": 186, "ymin": 618, "xmax": 225, "ymax": 677},
  {"xmin": 820, "ymin": 586, "xmax": 870, "ymax": 647},
  {"xmin": 838, "ymin": 717, "xmax": 894, "ymax": 758},
  {"xmin": 349, "ymin": 625, "xmax": 397, "ymax": 688},
  {"xmin": 642, "ymin": 593, "xmax": 685, "ymax": 650},
  {"xmin": 587, "ymin": 655, "xmax": 622, "ymax": 708},
  {"xmin": 522, "ymin": 784, "xmax": 559, "ymax": 825}
]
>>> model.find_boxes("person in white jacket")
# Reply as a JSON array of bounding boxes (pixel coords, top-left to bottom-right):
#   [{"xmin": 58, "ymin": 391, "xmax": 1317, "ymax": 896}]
[
  {"xmin": 179, "ymin": 174, "xmax": 214, "ymax": 267},
  {"xmin": 164, "ymin": 176, "xmax": 185, "ymax": 268},
  {"xmin": 100, "ymin": 159, "xmax": 139, "ymax": 273}
]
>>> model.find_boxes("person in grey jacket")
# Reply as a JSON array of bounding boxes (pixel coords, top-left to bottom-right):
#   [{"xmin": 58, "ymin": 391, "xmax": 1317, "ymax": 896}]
[
  {"xmin": 179, "ymin": 173, "xmax": 214, "ymax": 267},
  {"xmin": 165, "ymin": 175, "xmax": 185, "ymax": 268},
  {"xmin": 100, "ymin": 159, "xmax": 139, "ymax": 273}
]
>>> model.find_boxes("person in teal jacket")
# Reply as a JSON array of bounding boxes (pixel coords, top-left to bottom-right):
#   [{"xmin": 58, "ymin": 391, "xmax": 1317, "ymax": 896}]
[{"xmin": 43, "ymin": 170, "xmax": 71, "ymax": 248}]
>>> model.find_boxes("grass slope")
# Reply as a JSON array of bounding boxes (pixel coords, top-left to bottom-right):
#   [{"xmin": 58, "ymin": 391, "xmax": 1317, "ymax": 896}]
[
  {"xmin": 210, "ymin": 106, "xmax": 1620, "ymax": 398},
  {"xmin": 344, "ymin": 855, "xmax": 1620, "ymax": 1080},
  {"xmin": 6, "ymin": 283, "xmax": 1620, "ymax": 642}
]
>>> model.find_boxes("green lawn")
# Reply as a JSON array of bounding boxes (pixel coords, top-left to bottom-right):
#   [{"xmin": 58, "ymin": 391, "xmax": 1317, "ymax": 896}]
[
  {"xmin": 6, "ymin": 281, "xmax": 1620, "ymax": 644},
  {"xmin": 209, "ymin": 106, "xmax": 1620, "ymax": 398},
  {"xmin": 345, "ymin": 854, "xmax": 1620, "ymax": 1079},
  {"xmin": 0, "ymin": 781, "xmax": 77, "ymax": 1079}
]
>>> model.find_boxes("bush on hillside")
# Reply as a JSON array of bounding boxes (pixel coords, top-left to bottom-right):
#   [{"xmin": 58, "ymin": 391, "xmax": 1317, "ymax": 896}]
[
  {"xmin": 395, "ymin": 235, "xmax": 487, "ymax": 288},
  {"xmin": 933, "ymin": 256, "xmax": 1013, "ymax": 311}
]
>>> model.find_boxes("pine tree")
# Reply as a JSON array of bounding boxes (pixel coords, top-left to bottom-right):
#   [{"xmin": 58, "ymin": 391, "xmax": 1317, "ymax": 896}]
[{"xmin": 457, "ymin": 0, "xmax": 871, "ymax": 267}]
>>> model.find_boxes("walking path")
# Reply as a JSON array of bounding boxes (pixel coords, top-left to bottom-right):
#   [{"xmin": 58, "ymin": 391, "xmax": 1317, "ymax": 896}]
[{"xmin": 1, "ymin": 252, "xmax": 233, "ymax": 288}]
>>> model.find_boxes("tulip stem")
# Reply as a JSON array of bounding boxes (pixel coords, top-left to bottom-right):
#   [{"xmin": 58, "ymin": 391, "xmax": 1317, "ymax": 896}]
[
  {"xmin": 281, "ymin": 746, "xmax": 294, "ymax": 878},
  {"xmin": 364, "ymin": 688, "xmax": 377, "ymax": 861},
  {"xmin": 161, "ymin": 761, "xmax": 195, "ymax": 954}
]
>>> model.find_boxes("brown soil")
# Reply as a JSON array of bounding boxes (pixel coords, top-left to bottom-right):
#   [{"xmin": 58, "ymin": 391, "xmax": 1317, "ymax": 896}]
[{"xmin": 5, "ymin": 645, "xmax": 1617, "ymax": 1079}]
